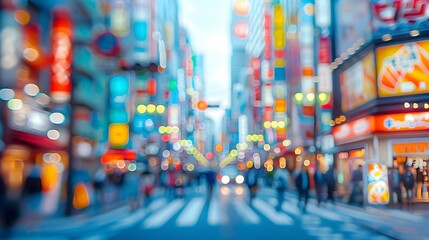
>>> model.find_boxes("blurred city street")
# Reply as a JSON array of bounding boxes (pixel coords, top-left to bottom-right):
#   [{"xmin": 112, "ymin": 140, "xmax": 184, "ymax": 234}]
[{"xmin": 2, "ymin": 0, "xmax": 429, "ymax": 239}]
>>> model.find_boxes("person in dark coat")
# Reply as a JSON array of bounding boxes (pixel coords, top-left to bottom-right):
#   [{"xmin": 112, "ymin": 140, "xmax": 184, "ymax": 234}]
[
  {"xmin": 324, "ymin": 164, "xmax": 337, "ymax": 205},
  {"xmin": 245, "ymin": 165, "xmax": 259, "ymax": 203},
  {"xmin": 403, "ymin": 164, "xmax": 416, "ymax": 206},
  {"xmin": 206, "ymin": 170, "xmax": 216, "ymax": 200},
  {"xmin": 388, "ymin": 160, "xmax": 403, "ymax": 206},
  {"xmin": 348, "ymin": 165, "xmax": 364, "ymax": 206},
  {"xmin": 295, "ymin": 165, "xmax": 311, "ymax": 212},
  {"xmin": 313, "ymin": 165, "xmax": 325, "ymax": 207}
]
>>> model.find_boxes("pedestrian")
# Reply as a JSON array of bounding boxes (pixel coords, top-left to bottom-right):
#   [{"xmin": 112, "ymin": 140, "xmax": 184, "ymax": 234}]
[
  {"xmin": 141, "ymin": 171, "xmax": 155, "ymax": 202},
  {"xmin": 273, "ymin": 166, "xmax": 289, "ymax": 211},
  {"xmin": 245, "ymin": 165, "xmax": 259, "ymax": 203},
  {"xmin": 206, "ymin": 169, "xmax": 216, "ymax": 200},
  {"xmin": 416, "ymin": 163, "xmax": 424, "ymax": 199},
  {"xmin": 313, "ymin": 165, "xmax": 325, "ymax": 207},
  {"xmin": 324, "ymin": 164, "xmax": 337, "ymax": 205},
  {"xmin": 295, "ymin": 165, "xmax": 310, "ymax": 212},
  {"xmin": 403, "ymin": 164, "xmax": 416, "ymax": 206},
  {"xmin": 388, "ymin": 160, "xmax": 403, "ymax": 206},
  {"xmin": 93, "ymin": 168, "xmax": 107, "ymax": 206},
  {"xmin": 348, "ymin": 165, "xmax": 364, "ymax": 206}
]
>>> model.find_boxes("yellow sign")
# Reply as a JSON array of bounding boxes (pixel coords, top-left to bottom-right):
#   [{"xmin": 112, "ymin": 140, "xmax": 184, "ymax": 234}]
[
  {"xmin": 273, "ymin": 5, "xmax": 285, "ymax": 50},
  {"xmin": 109, "ymin": 123, "xmax": 129, "ymax": 147},
  {"xmin": 376, "ymin": 40, "xmax": 429, "ymax": 97}
]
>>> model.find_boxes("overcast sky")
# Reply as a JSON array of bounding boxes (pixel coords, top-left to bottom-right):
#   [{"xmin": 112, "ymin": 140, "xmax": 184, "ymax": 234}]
[
  {"xmin": 178, "ymin": 0, "xmax": 232, "ymax": 135},
  {"xmin": 178, "ymin": 0, "xmax": 232, "ymax": 107}
]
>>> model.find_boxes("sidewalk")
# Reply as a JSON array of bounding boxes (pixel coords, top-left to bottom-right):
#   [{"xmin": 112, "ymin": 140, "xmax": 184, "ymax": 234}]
[
  {"xmin": 3, "ymin": 187, "xmax": 165, "ymax": 237},
  {"xmin": 262, "ymin": 187, "xmax": 429, "ymax": 240}
]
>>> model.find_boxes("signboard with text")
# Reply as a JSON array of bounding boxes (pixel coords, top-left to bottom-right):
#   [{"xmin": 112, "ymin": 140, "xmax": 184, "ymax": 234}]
[
  {"xmin": 367, "ymin": 163, "xmax": 390, "ymax": 205},
  {"xmin": 376, "ymin": 40, "xmax": 429, "ymax": 97},
  {"xmin": 340, "ymin": 52, "xmax": 377, "ymax": 112},
  {"xmin": 372, "ymin": 0, "xmax": 429, "ymax": 37},
  {"xmin": 333, "ymin": 111, "xmax": 429, "ymax": 142}
]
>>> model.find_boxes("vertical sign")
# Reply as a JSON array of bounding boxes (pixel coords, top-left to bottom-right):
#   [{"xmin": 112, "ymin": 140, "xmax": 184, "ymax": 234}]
[
  {"xmin": 50, "ymin": 8, "xmax": 73, "ymax": 103},
  {"xmin": 367, "ymin": 163, "xmax": 390, "ymax": 204}
]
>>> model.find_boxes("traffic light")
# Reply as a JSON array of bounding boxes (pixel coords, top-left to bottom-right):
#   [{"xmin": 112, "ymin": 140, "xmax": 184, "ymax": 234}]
[{"xmin": 197, "ymin": 100, "xmax": 208, "ymax": 111}]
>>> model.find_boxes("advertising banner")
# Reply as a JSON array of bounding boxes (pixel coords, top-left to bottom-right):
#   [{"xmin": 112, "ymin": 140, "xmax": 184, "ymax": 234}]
[
  {"xmin": 340, "ymin": 52, "xmax": 377, "ymax": 112},
  {"xmin": 372, "ymin": 0, "xmax": 429, "ymax": 37},
  {"xmin": 376, "ymin": 40, "xmax": 429, "ymax": 97},
  {"xmin": 367, "ymin": 163, "xmax": 390, "ymax": 205}
]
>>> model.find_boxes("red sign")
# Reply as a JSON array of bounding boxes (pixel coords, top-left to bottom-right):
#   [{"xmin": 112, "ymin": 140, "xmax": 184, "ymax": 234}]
[
  {"xmin": 332, "ymin": 116, "xmax": 375, "ymax": 142},
  {"xmin": 50, "ymin": 8, "xmax": 73, "ymax": 103},
  {"xmin": 318, "ymin": 37, "xmax": 331, "ymax": 64},
  {"xmin": 333, "ymin": 112, "xmax": 429, "ymax": 142},
  {"xmin": 372, "ymin": 0, "xmax": 426, "ymax": 25},
  {"xmin": 263, "ymin": 10, "xmax": 272, "ymax": 60}
]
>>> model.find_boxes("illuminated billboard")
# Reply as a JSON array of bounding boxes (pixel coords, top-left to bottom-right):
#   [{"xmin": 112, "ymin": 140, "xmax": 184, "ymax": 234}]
[
  {"xmin": 367, "ymin": 163, "xmax": 389, "ymax": 205},
  {"xmin": 376, "ymin": 40, "xmax": 429, "ymax": 97},
  {"xmin": 339, "ymin": 52, "xmax": 377, "ymax": 112},
  {"xmin": 334, "ymin": 0, "xmax": 372, "ymax": 57},
  {"xmin": 371, "ymin": 0, "xmax": 429, "ymax": 37}
]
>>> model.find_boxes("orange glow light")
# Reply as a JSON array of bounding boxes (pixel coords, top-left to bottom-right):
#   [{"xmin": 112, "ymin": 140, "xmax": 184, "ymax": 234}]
[
  {"xmin": 233, "ymin": 0, "xmax": 249, "ymax": 16},
  {"xmin": 215, "ymin": 144, "xmax": 223, "ymax": 153},
  {"xmin": 14, "ymin": 9, "xmax": 30, "ymax": 25},
  {"xmin": 197, "ymin": 100, "xmax": 208, "ymax": 111},
  {"xmin": 73, "ymin": 183, "xmax": 90, "ymax": 209}
]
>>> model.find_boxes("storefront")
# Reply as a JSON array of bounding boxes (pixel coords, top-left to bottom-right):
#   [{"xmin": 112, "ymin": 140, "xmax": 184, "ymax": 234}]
[
  {"xmin": 333, "ymin": 111, "xmax": 429, "ymax": 204},
  {"xmin": 389, "ymin": 139, "xmax": 429, "ymax": 202}
]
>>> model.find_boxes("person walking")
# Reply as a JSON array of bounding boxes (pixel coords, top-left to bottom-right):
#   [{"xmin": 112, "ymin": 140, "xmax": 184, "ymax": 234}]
[
  {"xmin": 295, "ymin": 165, "xmax": 310, "ymax": 212},
  {"xmin": 324, "ymin": 164, "xmax": 337, "ymax": 205},
  {"xmin": 403, "ymin": 164, "xmax": 416, "ymax": 206},
  {"xmin": 313, "ymin": 165, "xmax": 325, "ymax": 207},
  {"xmin": 246, "ymin": 165, "xmax": 259, "ymax": 204},
  {"xmin": 273, "ymin": 166, "xmax": 290, "ymax": 211},
  {"xmin": 388, "ymin": 160, "xmax": 403, "ymax": 206},
  {"xmin": 206, "ymin": 169, "xmax": 216, "ymax": 200},
  {"xmin": 348, "ymin": 165, "xmax": 364, "ymax": 206}
]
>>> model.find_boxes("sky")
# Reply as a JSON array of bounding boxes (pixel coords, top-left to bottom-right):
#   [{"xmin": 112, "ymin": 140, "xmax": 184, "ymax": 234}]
[
  {"xmin": 178, "ymin": 0, "xmax": 232, "ymax": 106},
  {"xmin": 178, "ymin": 0, "xmax": 233, "ymax": 135}
]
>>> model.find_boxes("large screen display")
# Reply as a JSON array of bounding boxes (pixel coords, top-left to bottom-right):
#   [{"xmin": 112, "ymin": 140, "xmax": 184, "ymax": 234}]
[
  {"xmin": 334, "ymin": 0, "xmax": 372, "ymax": 57},
  {"xmin": 376, "ymin": 40, "xmax": 429, "ymax": 97},
  {"xmin": 340, "ymin": 52, "xmax": 377, "ymax": 112}
]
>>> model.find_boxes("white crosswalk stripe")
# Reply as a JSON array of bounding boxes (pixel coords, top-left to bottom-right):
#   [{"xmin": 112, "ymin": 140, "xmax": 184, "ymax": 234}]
[
  {"xmin": 208, "ymin": 197, "xmax": 228, "ymax": 225},
  {"xmin": 306, "ymin": 204, "xmax": 351, "ymax": 222},
  {"xmin": 233, "ymin": 198, "xmax": 260, "ymax": 224},
  {"xmin": 112, "ymin": 198, "xmax": 167, "ymax": 231},
  {"xmin": 252, "ymin": 198, "xmax": 294, "ymax": 225},
  {"xmin": 143, "ymin": 199, "xmax": 185, "ymax": 229},
  {"xmin": 176, "ymin": 197, "xmax": 205, "ymax": 227}
]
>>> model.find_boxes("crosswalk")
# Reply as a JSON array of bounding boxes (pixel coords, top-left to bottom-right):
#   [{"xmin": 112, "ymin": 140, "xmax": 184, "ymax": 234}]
[
  {"xmin": 11, "ymin": 188, "xmax": 392, "ymax": 240},
  {"xmin": 130, "ymin": 192, "xmax": 359, "ymax": 231},
  {"xmin": 137, "ymin": 194, "xmax": 297, "ymax": 230}
]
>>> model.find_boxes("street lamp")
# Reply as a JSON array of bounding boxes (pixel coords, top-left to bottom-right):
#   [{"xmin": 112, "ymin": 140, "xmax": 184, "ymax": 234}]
[{"xmin": 292, "ymin": 77, "xmax": 331, "ymax": 157}]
